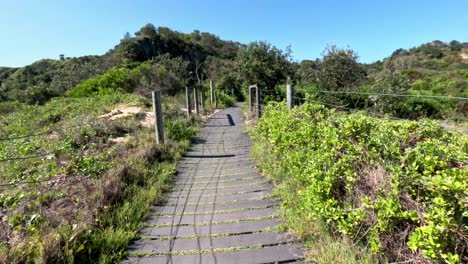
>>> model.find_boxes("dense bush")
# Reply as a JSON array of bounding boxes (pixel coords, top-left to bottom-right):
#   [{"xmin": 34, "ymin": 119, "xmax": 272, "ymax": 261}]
[
  {"xmin": 215, "ymin": 90, "xmax": 236, "ymax": 108},
  {"xmin": 66, "ymin": 67, "xmax": 132, "ymax": 97},
  {"xmin": 67, "ymin": 61, "xmax": 184, "ymax": 98},
  {"xmin": 317, "ymin": 46, "xmax": 366, "ymax": 91},
  {"xmin": 235, "ymin": 41, "xmax": 293, "ymax": 95},
  {"xmin": 0, "ymin": 57, "xmax": 109, "ymax": 104},
  {"xmin": 375, "ymin": 69, "xmax": 467, "ymax": 119},
  {"xmin": 252, "ymin": 102, "xmax": 467, "ymax": 263},
  {"xmin": 294, "ymin": 41, "xmax": 468, "ymax": 121},
  {"xmin": 165, "ymin": 119, "xmax": 197, "ymax": 141}
]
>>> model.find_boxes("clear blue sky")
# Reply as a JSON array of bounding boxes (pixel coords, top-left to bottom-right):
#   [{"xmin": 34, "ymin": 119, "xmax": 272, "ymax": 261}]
[{"xmin": 1, "ymin": 0, "xmax": 467, "ymax": 67}]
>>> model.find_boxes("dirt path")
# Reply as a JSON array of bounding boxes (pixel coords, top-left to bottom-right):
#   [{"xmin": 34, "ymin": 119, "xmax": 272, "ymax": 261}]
[{"xmin": 123, "ymin": 103, "xmax": 304, "ymax": 264}]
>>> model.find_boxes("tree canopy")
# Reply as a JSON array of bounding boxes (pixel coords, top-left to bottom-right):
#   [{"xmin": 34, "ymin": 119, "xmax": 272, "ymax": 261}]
[
  {"xmin": 235, "ymin": 41, "xmax": 293, "ymax": 92},
  {"xmin": 1, "ymin": 22, "xmax": 466, "ymax": 114}
]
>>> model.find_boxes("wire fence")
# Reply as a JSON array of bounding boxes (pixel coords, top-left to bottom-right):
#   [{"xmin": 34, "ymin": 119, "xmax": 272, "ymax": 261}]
[
  {"xmin": 0, "ymin": 120, "xmax": 100, "ymax": 165},
  {"xmin": 293, "ymin": 88, "xmax": 468, "ymax": 101},
  {"xmin": 294, "ymin": 97, "xmax": 468, "ymax": 134},
  {"xmin": 0, "ymin": 121, "xmax": 98, "ymax": 142},
  {"xmin": 0, "ymin": 118, "xmax": 107, "ymax": 188},
  {"xmin": 248, "ymin": 85, "xmax": 468, "ymax": 165},
  {"xmin": 0, "ymin": 130, "xmax": 53, "ymax": 142},
  {"xmin": 251, "ymin": 86, "xmax": 468, "ymax": 133},
  {"xmin": 0, "ymin": 152, "xmax": 55, "ymax": 163},
  {"xmin": 0, "ymin": 93, "xmax": 208, "ymax": 189},
  {"xmin": 293, "ymin": 97, "xmax": 468, "ymax": 164},
  {"xmin": 1, "ymin": 151, "xmax": 73, "ymax": 189},
  {"xmin": 0, "ymin": 174, "xmax": 91, "ymax": 187}
]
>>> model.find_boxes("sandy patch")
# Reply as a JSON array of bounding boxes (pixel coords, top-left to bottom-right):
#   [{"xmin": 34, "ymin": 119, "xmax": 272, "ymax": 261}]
[
  {"xmin": 139, "ymin": 112, "xmax": 155, "ymax": 128},
  {"xmin": 99, "ymin": 105, "xmax": 154, "ymax": 128},
  {"xmin": 208, "ymin": 109, "xmax": 222, "ymax": 117},
  {"xmin": 99, "ymin": 106, "xmax": 142, "ymax": 120},
  {"xmin": 110, "ymin": 137, "xmax": 130, "ymax": 143},
  {"xmin": 100, "ymin": 105, "xmax": 222, "ymax": 129},
  {"xmin": 460, "ymin": 49, "xmax": 468, "ymax": 62}
]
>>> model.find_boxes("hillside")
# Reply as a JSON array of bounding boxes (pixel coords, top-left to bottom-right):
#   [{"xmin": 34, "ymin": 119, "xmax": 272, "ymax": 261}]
[
  {"xmin": 0, "ymin": 93, "xmax": 214, "ymax": 263},
  {"xmin": 367, "ymin": 40, "xmax": 468, "ymax": 120},
  {"xmin": 295, "ymin": 40, "xmax": 468, "ymax": 122},
  {"xmin": 3, "ymin": 25, "xmax": 464, "ymax": 120},
  {"xmin": 0, "ymin": 24, "xmax": 244, "ymax": 104},
  {"xmin": 367, "ymin": 40, "xmax": 468, "ymax": 95},
  {"xmin": 382, "ymin": 40, "xmax": 468, "ymax": 70}
]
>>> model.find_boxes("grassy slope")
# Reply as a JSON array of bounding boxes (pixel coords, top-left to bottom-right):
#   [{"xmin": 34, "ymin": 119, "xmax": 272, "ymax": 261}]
[
  {"xmin": 0, "ymin": 93, "xmax": 206, "ymax": 263},
  {"xmin": 370, "ymin": 44, "xmax": 468, "ymax": 121}
]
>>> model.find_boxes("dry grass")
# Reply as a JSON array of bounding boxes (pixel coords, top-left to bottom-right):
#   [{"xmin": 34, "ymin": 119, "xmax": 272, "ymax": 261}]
[
  {"xmin": 242, "ymin": 108, "xmax": 259, "ymax": 130},
  {"xmin": 1, "ymin": 174, "xmax": 100, "ymax": 263},
  {"xmin": 350, "ymin": 165, "xmax": 432, "ymax": 263},
  {"xmin": 0, "ymin": 96, "xmax": 201, "ymax": 262}
]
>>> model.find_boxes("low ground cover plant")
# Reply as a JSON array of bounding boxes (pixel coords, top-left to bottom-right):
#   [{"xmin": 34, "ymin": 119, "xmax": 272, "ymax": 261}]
[{"xmin": 251, "ymin": 102, "xmax": 467, "ymax": 263}]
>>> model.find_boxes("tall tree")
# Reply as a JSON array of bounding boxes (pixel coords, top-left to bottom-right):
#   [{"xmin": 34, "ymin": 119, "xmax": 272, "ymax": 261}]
[
  {"xmin": 297, "ymin": 59, "xmax": 320, "ymax": 83},
  {"xmin": 318, "ymin": 45, "xmax": 365, "ymax": 91},
  {"xmin": 235, "ymin": 41, "xmax": 292, "ymax": 92}
]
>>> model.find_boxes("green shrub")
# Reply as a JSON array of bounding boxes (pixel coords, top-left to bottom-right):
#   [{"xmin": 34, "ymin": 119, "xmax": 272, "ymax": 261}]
[
  {"xmin": 66, "ymin": 61, "xmax": 184, "ymax": 98},
  {"xmin": 0, "ymin": 101, "xmax": 25, "ymax": 114},
  {"xmin": 67, "ymin": 68, "xmax": 132, "ymax": 97},
  {"xmin": 392, "ymin": 97, "xmax": 452, "ymax": 119},
  {"xmin": 165, "ymin": 119, "xmax": 196, "ymax": 141},
  {"xmin": 216, "ymin": 90, "xmax": 236, "ymax": 108},
  {"xmin": 252, "ymin": 102, "xmax": 467, "ymax": 263}
]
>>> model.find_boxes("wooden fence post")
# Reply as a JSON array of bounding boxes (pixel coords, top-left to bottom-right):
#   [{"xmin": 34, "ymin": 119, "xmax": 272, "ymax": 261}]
[
  {"xmin": 152, "ymin": 91, "xmax": 164, "ymax": 144},
  {"xmin": 185, "ymin": 86, "xmax": 191, "ymax": 117},
  {"xmin": 193, "ymin": 86, "xmax": 199, "ymax": 114},
  {"xmin": 256, "ymin": 85, "xmax": 261, "ymax": 119},
  {"xmin": 286, "ymin": 84, "xmax": 294, "ymax": 110},
  {"xmin": 210, "ymin": 80, "xmax": 214, "ymax": 104},
  {"xmin": 249, "ymin": 85, "xmax": 254, "ymax": 112},
  {"xmin": 200, "ymin": 88, "xmax": 205, "ymax": 114}
]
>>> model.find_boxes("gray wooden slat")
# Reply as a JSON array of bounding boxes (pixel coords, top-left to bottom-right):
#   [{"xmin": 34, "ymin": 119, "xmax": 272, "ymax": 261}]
[
  {"xmin": 169, "ymin": 182, "xmax": 272, "ymax": 196},
  {"xmin": 174, "ymin": 175, "xmax": 263, "ymax": 187},
  {"xmin": 129, "ymin": 232, "xmax": 296, "ymax": 253},
  {"xmin": 123, "ymin": 244, "xmax": 304, "ymax": 264},
  {"xmin": 151, "ymin": 199, "xmax": 279, "ymax": 215},
  {"xmin": 177, "ymin": 168, "xmax": 257, "ymax": 176},
  {"xmin": 147, "ymin": 208, "xmax": 277, "ymax": 226},
  {"xmin": 163, "ymin": 189, "xmax": 272, "ymax": 204},
  {"xmin": 139, "ymin": 218, "xmax": 281, "ymax": 238},
  {"xmin": 174, "ymin": 172, "xmax": 259, "ymax": 182}
]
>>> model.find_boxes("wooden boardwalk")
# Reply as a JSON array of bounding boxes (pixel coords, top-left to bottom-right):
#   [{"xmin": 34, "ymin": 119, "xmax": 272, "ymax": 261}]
[{"xmin": 124, "ymin": 103, "xmax": 304, "ymax": 264}]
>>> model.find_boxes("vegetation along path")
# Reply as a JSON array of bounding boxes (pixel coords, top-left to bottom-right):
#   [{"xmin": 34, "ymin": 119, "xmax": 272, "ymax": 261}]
[{"xmin": 123, "ymin": 103, "xmax": 304, "ymax": 263}]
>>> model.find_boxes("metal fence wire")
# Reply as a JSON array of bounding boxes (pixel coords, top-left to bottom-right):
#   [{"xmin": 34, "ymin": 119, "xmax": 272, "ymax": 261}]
[{"xmin": 248, "ymin": 84, "xmax": 468, "ymax": 165}]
